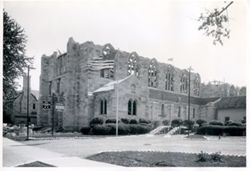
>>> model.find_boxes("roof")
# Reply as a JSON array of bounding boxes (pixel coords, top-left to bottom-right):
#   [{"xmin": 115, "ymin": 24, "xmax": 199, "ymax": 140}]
[
  {"xmin": 93, "ymin": 74, "xmax": 134, "ymax": 93},
  {"xmin": 149, "ymin": 88, "xmax": 220, "ymax": 105},
  {"xmin": 215, "ymin": 96, "xmax": 246, "ymax": 109}
]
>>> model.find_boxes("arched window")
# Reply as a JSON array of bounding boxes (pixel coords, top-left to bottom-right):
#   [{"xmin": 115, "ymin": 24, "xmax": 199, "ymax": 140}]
[
  {"xmin": 180, "ymin": 71, "xmax": 188, "ymax": 93},
  {"xmin": 193, "ymin": 74, "xmax": 200, "ymax": 96},
  {"xmin": 133, "ymin": 100, "xmax": 137, "ymax": 115},
  {"xmin": 100, "ymin": 98, "xmax": 107, "ymax": 115},
  {"xmin": 102, "ymin": 43, "xmax": 115, "ymax": 59},
  {"xmin": 128, "ymin": 52, "xmax": 139, "ymax": 76},
  {"xmin": 148, "ymin": 59, "xmax": 158, "ymax": 88},
  {"xmin": 165, "ymin": 65, "xmax": 174, "ymax": 91},
  {"xmin": 128, "ymin": 99, "xmax": 132, "ymax": 115},
  {"xmin": 128, "ymin": 99, "xmax": 137, "ymax": 115}
]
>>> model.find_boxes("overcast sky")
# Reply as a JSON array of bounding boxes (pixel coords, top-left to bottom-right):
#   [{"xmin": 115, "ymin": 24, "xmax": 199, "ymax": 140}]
[{"xmin": 3, "ymin": 0, "xmax": 248, "ymax": 91}]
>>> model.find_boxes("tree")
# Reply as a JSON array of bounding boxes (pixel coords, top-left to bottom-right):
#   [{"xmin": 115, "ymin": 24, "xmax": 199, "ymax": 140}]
[
  {"xmin": 3, "ymin": 10, "xmax": 33, "ymax": 122},
  {"xmin": 198, "ymin": 1, "xmax": 233, "ymax": 45},
  {"xmin": 239, "ymin": 87, "xmax": 246, "ymax": 96}
]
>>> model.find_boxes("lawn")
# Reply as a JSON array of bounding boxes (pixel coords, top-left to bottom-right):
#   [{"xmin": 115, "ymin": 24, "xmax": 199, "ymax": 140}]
[{"xmin": 87, "ymin": 151, "xmax": 246, "ymax": 167}]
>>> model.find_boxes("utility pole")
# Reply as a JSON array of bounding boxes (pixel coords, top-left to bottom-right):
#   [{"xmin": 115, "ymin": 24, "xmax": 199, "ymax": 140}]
[
  {"xmin": 187, "ymin": 66, "xmax": 192, "ymax": 136},
  {"xmin": 26, "ymin": 65, "xmax": 30, "ymax": 140},
  {"xmin": 51, "ymin": 93, "xmax": 56, "ymax": 137},
  {"xmin": 115, "ymin": 53, "xmax": 119, "ymax": 137}
]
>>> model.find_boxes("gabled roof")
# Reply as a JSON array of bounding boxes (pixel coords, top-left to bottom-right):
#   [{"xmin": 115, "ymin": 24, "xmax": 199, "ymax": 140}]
[
  {"xmin": 93, "ymin": 74, "xmax": 134, "ymax": 93},
  {"xmin": 214, "ymin": 96, "xmax": 246, "ymax": 109}
]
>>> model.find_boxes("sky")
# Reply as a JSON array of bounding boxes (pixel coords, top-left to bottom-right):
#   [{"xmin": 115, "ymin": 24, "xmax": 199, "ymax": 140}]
[{"xmin": 3, "ymin": 0, "xmax": 248, "ymax": 91}]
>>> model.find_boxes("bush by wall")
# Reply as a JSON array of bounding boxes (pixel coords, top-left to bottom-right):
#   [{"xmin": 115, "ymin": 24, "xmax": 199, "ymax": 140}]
[
  {"xmin": 80, "ymin": 127, "xmax": 90, "ymax": 134},
  {"xmin": 139, "ymin": 118, "xmax": 151, "ymax": 124},
  {"xmin": 92, "ymin": 125, "xmax": 111, "ymax": 135},
  {"xmin": 183, "ymin": 120, "xmax": 195, "ymax": 128},
  {"xmin": 171, "ymin": 119, "xmax": 183, "ymax": 127},
  {"xmin": 162, "ymin": 119, "xmax": 169, "ymax": 126},
  {"xmin": 121, "ymin": 118, "xmax": 129, "ymax": 124},
  {"xmin": 209, "ymin": 120, "xmax": 224, "ymax": 126},
  {"xmin": 196, "ymin": 125, "xmax": 246, "ymax": 136},
  {"xmin": 105, "ymin": 119, "xmax": 117, "ymax": 124},
  {"xmin": 129, "ymin": 119, "xmax": 138, "ymax": 124},
  {"xmin": 89, "ymin": 117, "xmax": 104, "ymax": 127},
  {"xmin": 196, "ymin": 119, "xmax": 207, "ymax": 127}
]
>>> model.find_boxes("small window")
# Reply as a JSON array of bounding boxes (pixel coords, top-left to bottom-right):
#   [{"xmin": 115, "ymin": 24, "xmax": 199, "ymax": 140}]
[
  {"xmin": 33, "ymin": 104, "xmax": 36, "ymax": 110},
  {"xmin": 161, "ymin": 104, "xmax": 165, "ymax": 116}
]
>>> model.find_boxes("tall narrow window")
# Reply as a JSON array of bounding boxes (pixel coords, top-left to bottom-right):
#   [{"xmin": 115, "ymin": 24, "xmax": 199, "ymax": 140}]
[
  {"xmin": 178, "ymin": 106, "xmax": 181, "ymax": 117},
  {"xmin": 100, "ymin": 99, "xmax": 107, "ymax": 115},
  {"xmin": 148, "ymin": 59, "xmax": 158, "ymax": 88},
  {"xmin": 128, "ymin": 52, "xmax": 139, "ymax": 76},
  {"xmin": 100, "ymin": 100, "xmax": 103, "ymax": 114},
  {"xmin": 33, "ymin": 103, "xmax": 36, "ymax": 110},
  {"xmin": 193, "ymin": 108, "xmax": 195, "ymax": 118},
  {"xmin": 128, "ymin": 99, "xmax": 137, "ymax": 115},
  {"xmin": 49, "ymin": 81, "xmax": 52, "ymax": 96},
  {"xmin": 161, "ymin": 104, "xmax": 165, "ymax": 116},
  {"xmin": 193, "ymin": 74, "xmax": 200, "ymax": 96},
  {"xmin": 133, "ymin": 100, "xmax": 137, "ymax": 115},
  {"xmin": 180, "ymin": 72, "xmax": 188, "ymax": 93},
  {"xmin": 128, "ymin": 99, "xmax": 132, "ymax": 115},
  {"xmin": 165, "ymin": 65, "xmax": 174, "ymax": 91},
  {"xmin": 57, "ymin": 78, "xmax": 61, "ymax": 94},
  {"xmin": 104, "ymin": 99, "xmax": 107, "ymax": 114}
]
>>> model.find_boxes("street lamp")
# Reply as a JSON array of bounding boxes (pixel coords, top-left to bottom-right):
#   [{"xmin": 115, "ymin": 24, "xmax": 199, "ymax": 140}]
[{"xmin": 26, "ymin": 65, "xmax": 35, "ymax": 141}]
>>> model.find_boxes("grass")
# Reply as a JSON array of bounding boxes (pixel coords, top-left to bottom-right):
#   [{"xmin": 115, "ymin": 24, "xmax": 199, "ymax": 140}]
[{"xmin": 87, "ymin": 151, "xmax": 246, "ymax": 167}]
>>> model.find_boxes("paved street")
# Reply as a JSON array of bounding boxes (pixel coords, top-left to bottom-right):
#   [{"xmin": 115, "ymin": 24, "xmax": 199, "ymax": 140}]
[{"xmin": 3, "ymin": 134, "xmax": 246, "ymax": 167}]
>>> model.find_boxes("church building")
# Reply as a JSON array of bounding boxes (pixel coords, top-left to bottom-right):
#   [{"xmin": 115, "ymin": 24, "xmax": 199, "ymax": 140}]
[{"xmin": 38, "ymin": 38, "xmax": 244, "ymax": 131}]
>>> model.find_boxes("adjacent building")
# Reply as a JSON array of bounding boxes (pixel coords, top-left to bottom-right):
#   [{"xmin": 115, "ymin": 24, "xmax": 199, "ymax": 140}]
[
  {"xmin": 38, "ymin": 38, "xmax": 246, "ymax": 131},
  {"xmin": 12, "ymin": 75, "xmax": 38, "ymax": 125}
]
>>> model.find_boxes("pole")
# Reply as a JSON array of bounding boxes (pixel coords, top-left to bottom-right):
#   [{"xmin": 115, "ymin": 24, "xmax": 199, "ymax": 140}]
[
  {"xmin": 115, "ymin": 82, "xmax": 119, "ymax": 136},
  {"xmin": 51, "ymin": 93, "xmax": 55, "ymax": 137},
  {"xmin": 26, "ymin": 65, "xmax": 30, "ymax": 140},
  {"xmin": 188, "ymin": 67, "xmax": 191, "ymax": 136}
]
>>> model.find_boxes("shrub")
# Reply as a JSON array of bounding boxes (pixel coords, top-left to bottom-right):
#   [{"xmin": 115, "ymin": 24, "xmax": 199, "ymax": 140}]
[
  {"xmin": 183, "ymin": 120, "xmax": 195, "ymax": 129},
  {"xmin": 162, "ymin": 119, "xmax": 169, "ymax": 126},
  {"xmin": 153, "ymin": 121, "xmax": 161, "ymax": 129},
  {"xmin": 129, "ymin": 119, "xmax": 138, "ymax": 124},
  {"xmin": 196, "ymin": 151, "xmax": 209, "ymax": 162},
  {"xmin": 121, "ymin": 118, "xmax": 130, "ymax": 124},
  {"xmin": 139, "ymin": 118, "xmax": 151, "ymax": 124},
  {"xmin": 210, "ymin": 152, "xmax": 222, "ymax": 162},
  {"xmin": 89, "ymin": 117, "xmax": 104, "ymax": 126},
  {"xmin": 105, "ymin": 119, "xmax": 117, "ymax": 124},
  {"xmin": 92, "ymin": 125, "xmax": 111, "ymax": 135},
  {"xmin": 197, "ymin": 125, "xmax": 246, "ymax": 136},
  {"xmin": 80, "ymin": 127, "xmax": 90, "ymax": 134},
  {"xmin": 209, "ymin": 120, "xmax": 224, "ymax": 126},
  {"xmin": 196, "ymin": 119, "xmax": 207, "ymax": 127},
  {"xmin": 129, "ymin": 124, "xmax": 151, "ymax": 134},
  {"xmin": 227, "ymin": 122, "xmax": 243, "ymax": 127},
  {"xmin": 171, "ymin": 119, "xmax": 183, "ymax": 127}
]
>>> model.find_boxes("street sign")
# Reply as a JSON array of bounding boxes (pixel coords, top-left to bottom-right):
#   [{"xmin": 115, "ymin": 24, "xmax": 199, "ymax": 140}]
[{"xmin": 55, "ymin": 103, "xmax": 64, "ymax": 110}]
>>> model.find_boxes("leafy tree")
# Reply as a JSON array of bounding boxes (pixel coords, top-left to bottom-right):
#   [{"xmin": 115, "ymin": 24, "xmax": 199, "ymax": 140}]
[
  {"xmin": 239, "ymin": 87, "xmax": 246, "ymax": 96},
  {"xmin": 198, "ymin": 1, "xmax": 233, "ymax": 45},
  {"xmin": 3, "ymin": 10, "xmax": 32, "ymax": 122}
]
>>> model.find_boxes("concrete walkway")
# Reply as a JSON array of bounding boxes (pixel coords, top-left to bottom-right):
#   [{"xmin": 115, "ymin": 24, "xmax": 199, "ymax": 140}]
[{"xmin": 3, "ymin": 138, "xmax": 121, "ymax": 167}]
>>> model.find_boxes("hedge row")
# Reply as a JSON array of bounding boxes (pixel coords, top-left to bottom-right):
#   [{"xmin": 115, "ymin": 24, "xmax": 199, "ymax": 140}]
[
  {"xmin": 89, "ymin": 117, "xmax": 151, "ymax": 126},
  {"xmin": 81, "ymin": 124, "xmax": 152, "ymax": 135},
  {"xmin": 197, "ymin": 125, "xmax": 246, "ymax": 136}
]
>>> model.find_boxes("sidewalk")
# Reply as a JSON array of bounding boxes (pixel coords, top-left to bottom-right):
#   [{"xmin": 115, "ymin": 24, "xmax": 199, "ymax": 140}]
[{"xmin": 3, "ymin": 138, "xmax": 121, "ymax": 167}]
